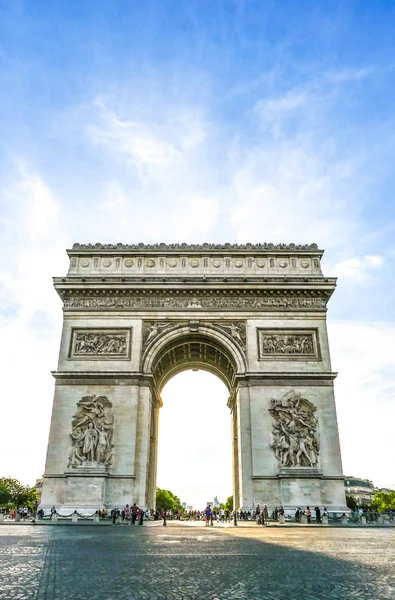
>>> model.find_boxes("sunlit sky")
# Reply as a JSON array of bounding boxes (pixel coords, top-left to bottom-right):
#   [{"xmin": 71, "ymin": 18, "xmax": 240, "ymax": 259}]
[{"xmin": 1, "ymin": 2, "xmax": 395, "ymax": 503}]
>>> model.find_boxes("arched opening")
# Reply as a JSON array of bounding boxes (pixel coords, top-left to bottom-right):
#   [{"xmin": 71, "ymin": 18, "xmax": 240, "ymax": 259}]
[
  {"xmin": 157, "ymin": 370, "xmax": 232, "ymax": 510},
  {"xmin": 143, "ymin": 327, "xmax": 245, "ymax": 511}
]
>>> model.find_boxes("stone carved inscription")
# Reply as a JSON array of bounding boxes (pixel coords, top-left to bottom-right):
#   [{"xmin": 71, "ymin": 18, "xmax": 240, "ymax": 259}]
[
  {"xmin": 71, "ymin": 330, "xmax": 130, "ymax": 358},
  {"xmin": 213, "ymin": 322, "xmax": 246, "ymax": 350},
  {"xmin": 64, "ymin": 295, "xmax": 326, "ymax": 311},
  {"xmin": 68, "ymin": 395, "xmax": 114, "ymax": 469},
  {"xmin": 269, "ymin": 390, "xmax": 320, "ymax": 468},
  {"xmin": 259, "ymin": 330, "xmax": 317, "ymax": 358}
]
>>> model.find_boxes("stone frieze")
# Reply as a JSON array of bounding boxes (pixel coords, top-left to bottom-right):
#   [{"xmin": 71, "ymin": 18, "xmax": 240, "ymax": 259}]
[{"xmin": 63, "ymin": 294, "xmax": 327, "ymax": 311}]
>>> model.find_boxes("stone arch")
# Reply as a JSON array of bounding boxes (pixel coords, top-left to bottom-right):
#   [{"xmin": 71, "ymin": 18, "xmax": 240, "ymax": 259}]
[{"xmin": 142, "ymin": 324, "xmax": 247, "ymax": 396}]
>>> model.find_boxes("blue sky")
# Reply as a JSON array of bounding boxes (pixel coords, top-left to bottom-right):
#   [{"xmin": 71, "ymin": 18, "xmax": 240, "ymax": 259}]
[{"xmin": 0, "ymin": 1, "xmax": 394, "ymax": 502}]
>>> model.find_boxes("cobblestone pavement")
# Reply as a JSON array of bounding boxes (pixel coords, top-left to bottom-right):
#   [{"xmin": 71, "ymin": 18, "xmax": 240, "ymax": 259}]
[{"xmin": 0, "ymin": 523, "xmax": 394, "ymax": 600}]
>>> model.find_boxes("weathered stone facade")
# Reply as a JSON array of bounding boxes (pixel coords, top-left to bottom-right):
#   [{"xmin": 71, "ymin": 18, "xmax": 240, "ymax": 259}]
[{"xmin": 40, "ymin": 243, "xmax": 347, "ymax": 514}]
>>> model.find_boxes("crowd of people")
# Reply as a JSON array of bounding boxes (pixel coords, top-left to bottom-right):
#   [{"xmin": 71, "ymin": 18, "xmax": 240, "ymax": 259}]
[{"xmin": 2, "ymin": 504, "xmax": 393, "ymax": 524}]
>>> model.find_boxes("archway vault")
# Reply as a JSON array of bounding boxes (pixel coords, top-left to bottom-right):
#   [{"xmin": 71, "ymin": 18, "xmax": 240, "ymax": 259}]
[{"xmin": 141, "ymin": 324, "xmax": 247, "ymax": 397}]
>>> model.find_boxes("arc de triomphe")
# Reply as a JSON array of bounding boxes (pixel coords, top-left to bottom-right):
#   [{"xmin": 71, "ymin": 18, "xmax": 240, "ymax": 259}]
[{"xmin": 40, "ymin": 243, "xmax": 347, "ymax": 514}]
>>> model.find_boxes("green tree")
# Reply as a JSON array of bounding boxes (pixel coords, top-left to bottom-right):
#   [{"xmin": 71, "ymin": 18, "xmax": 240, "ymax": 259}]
[
  {"xmin": 371, "ymin": 491, "xmax": 395, "ymax": 513},
  {"xmin": 216, "ymin": 495, "xmax": 234, "ymax": 512},
  {"xmin": 0, "ymin": 477, "xmax": 38, "ymax": 508},
  {"xmin": 346, "ymin": 495, "xmax": 358, "ymax": 511},
  {"xmin": 0, "ymin": 485, "xmax": 11, "ymax": 506},
  {"xmin": 224, "ymin": 495, "xmax": 233, "ymax": 512},
  {"xmin": 156, "ymin": 488, "xmax": 183, "ymax": 513}
]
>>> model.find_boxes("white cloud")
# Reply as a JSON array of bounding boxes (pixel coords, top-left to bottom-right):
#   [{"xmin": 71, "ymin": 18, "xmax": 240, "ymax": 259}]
[
  {"xmin": 330, "ymin": 255, "xmax": 384, "ymax": 280},
  {"xmin": 0, "ymin": 165, "xmax": 68, "ymax": 484},
  {"xmin": 329, "ymin": 321, "xmax": 395, "ymax": 489}
]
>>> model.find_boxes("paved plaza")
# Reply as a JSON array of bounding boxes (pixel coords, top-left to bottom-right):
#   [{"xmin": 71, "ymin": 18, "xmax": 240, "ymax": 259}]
[{"xmin": 0, "ymin": 523, "xmax": 394, "ymax": 600}]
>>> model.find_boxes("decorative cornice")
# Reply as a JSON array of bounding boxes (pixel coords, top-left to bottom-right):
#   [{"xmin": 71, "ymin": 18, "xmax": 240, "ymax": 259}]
[{"xmin": 70, "ymin": 242, "xmax": 321, "ymax": 253}]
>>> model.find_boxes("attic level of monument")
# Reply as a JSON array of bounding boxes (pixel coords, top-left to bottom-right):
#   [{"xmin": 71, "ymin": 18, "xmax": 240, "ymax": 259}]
[{"xmin": 64, "ymin": 243, "xmax": 326, "ymax": 280}]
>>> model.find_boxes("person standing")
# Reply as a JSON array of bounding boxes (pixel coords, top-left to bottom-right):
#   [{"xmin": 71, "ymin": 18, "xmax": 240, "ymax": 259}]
[
  {"xmin": 315, "ymin": 506, "xmax": 321, "ymax": 524},
  {"xmin": 131, "ymin": 503, "xmax": 140, "ymax": 525},
  {"xmin": 306, "ymin": 506, "xmax": 311, "ymax": 524},
  {"xmin": 205, "ymin": 505, "xmax": 211, "ymax": 527}
]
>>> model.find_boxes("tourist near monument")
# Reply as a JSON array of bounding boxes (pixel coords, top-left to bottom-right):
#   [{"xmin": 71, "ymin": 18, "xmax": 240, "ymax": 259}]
[{"xmin": 39, "ymin": 243, "xmax": 347, "ymax": 516}]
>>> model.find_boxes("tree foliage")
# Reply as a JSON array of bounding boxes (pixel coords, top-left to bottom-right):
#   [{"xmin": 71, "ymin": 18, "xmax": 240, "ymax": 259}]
[
  {"xmin": 0, "ymin": 477, "xmax": 38, "ymax": 508},
  {"xmin": 346, "ymin": 495, "xmax": 358, "ymax": 511},
  {"xmin": 216, "ymin": 495, "xmax": 234, "ymax": 512},
  {"xmin": 156, "ymin": 488, "xmax": 183, "ymax": 513},
  {"xmin": 371, "ymin": 491, "xmax": 395, "ymax": 512}
]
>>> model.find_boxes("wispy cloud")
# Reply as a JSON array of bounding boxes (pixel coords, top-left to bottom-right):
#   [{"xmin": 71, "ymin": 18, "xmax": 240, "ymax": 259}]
[{"xmin": 330, "ymin": 255, "xmax": 384, "ymax": 280}]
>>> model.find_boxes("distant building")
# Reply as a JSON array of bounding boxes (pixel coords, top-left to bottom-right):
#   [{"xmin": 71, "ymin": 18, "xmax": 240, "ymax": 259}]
[
  {"xmin": 213, "ymin": 496, "xmax": 220, "ymax": 507},
  {"xmin": 344, "ymin": 477, "xmax": 375, "ymax": 505},
  {"xmin": 33, "ymin": 478, "xmax": 43, "ymax": 502}
]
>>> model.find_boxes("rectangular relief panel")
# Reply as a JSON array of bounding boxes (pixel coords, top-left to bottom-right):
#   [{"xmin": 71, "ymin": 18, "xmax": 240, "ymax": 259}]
[
  {"xmin": 257, "ymin": 328, "xmax": 320, "ymax": 360},
  {"xmin": 69, "ymin": 328, "xmax": 132, "ymax": 360}
]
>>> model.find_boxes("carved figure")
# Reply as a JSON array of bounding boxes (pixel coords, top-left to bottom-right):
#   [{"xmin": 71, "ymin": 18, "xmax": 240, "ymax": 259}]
[
  {"xmin": 64, "ymin": 294, "xmax": 327, "ymax": 311},
  {"xmin": 261, "ymin": 333, "xmax": 314, "ymax": 356},
  {"xmin": 269, "ymin": 390, "xmax": 319, "ymax": 468},
  {"xmin": 214, "ymin": 322, "xmax": 246, "ymax": 349},
  {"xmin": 144, "ymin": 322, "xmax": 172, "ymax": 346},
  {"xmin": 68, "ymin": 395, "xmax": 114, "ymax": 469},
  {"xmin": 73, "ymin": 332, "xmax": 127, "ymax": 356}
]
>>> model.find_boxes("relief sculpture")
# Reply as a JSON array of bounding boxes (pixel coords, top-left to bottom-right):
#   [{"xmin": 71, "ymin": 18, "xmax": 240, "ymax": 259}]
[
  {"xmin": 142, "ymin": 322, "xmax": 175, "ymax": 349},
  {"xmin": 67, "ymin": 395, "xmax": 114, "ymax": 469},
  {"xmin": 269, "ymin": 390, "xmax": 320, "ymax": 468},
  {"xmin": 260, "ymin": 332, "xmax": 316, "ymax": 357},
  {"xmin": 213, "ymin": 322, "xmax": 246, "ymax": 350},
  {"xmin": 72, "ymin": 330, "xmax": 129, "ymax": 357},
  {"xmin": 64, "ymin": 295, "xmax": 327, "ymax": 311}
]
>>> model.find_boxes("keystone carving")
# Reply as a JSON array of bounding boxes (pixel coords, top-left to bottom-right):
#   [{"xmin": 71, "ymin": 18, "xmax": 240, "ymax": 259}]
[
  {"xmin": 67, "ymin": 395, "xmax": 114, "ymax": 469},
  {"xmin": 269, "ymin": 390, "xmax": 320, "ymax": 468}
]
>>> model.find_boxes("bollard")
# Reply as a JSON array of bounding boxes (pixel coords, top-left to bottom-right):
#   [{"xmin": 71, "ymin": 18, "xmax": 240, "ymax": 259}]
[
  {"xmin": 322, "ymin": 515, "xmax": 328, "ymax": 525},
  {"xmin": 0, "ymin": 514, "xmax": 4, "ymax": 522},
  {"xmin": 377, "ymin": 515, "xmax": 383, "ymax": 525},
  {"xmin": 233, "ymin": 512, "xmax": 237, "ymax": 527},
  {"xmin": 210, "ymin": 515, "xmax": 213, "ymax": 527},
  {"xmin": 279, "ymin": 514, "xmax": 285, "ymax": 524},
  {"xmin": 163, "ymin": 513, "xmax": 167, "ymax": 527},
  {"xmin": 341, "ymin": 515, "xmax": 348, "ymax": 525},
  {"xmin": 52, "ymin": 513, "xmax": 58, "ymax": 524},
  {"xmin": 72, "ymin": 512, "xmax": 78, "ymax": 524},
  {"xmin": 15, "ymin": 514, "xmax": 21, "ymax": 522},
  {"xmin": 301, "ymin": 514, "xmax": 307, "ymax": 524},
  {"xmin": 93, "ymin": 513, "xmax": 100, "ymax": 523},
  {"xmin": 139, "ymin": 512, "xmax": 144, "ymax": 526},
  {"xmin": 361, "ymin": 516, "xmax": 367, "ymax": 525}
]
